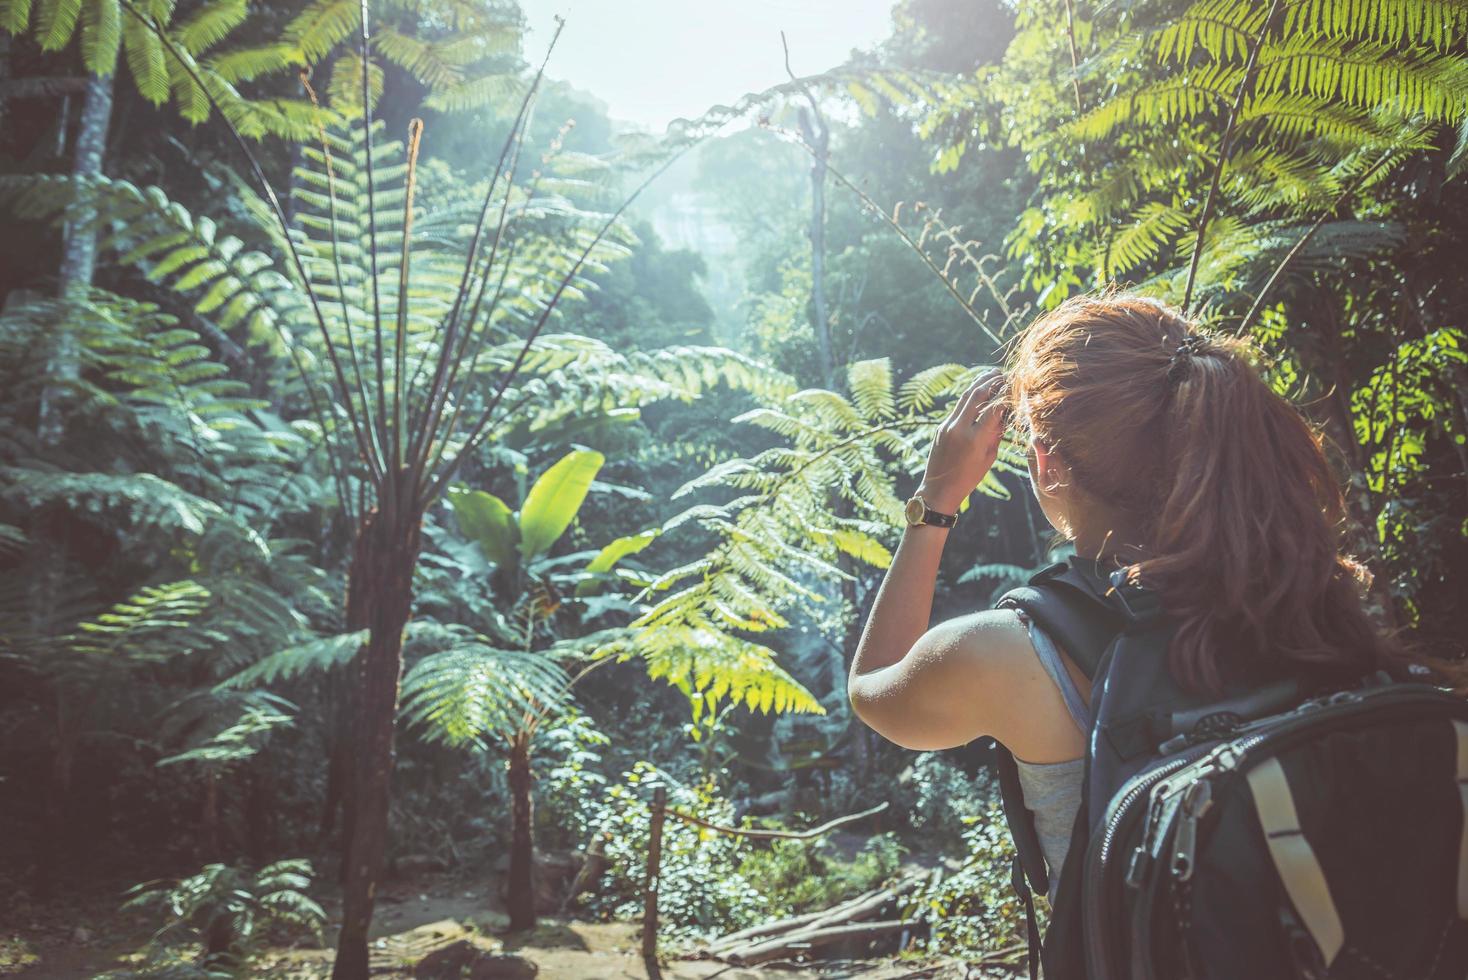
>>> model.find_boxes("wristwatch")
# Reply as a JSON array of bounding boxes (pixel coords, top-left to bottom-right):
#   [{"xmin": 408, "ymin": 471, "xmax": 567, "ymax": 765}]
[{"xmin": 904, "ymin": 494, "xmax": 957, "ymax": 528}]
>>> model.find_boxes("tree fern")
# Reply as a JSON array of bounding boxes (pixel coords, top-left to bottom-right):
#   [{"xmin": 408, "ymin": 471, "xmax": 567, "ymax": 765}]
[
  {"xmin": 967, "ymin": 0, "xmax": 1468, "ymax": 307},
  {"xmin": 627, "ymin": 357, "xmax": 1029, "ymax": 727},
  {"xmin": 2, "ymin": 0, "xmax": 308, "ymax": 135}
]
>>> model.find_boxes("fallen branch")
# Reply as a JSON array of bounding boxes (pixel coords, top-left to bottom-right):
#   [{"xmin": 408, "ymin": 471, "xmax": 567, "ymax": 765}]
[
  {"xmin": 703, "ymin": 874, "xmax": 922, "ymax": 956},
  {"xmin": 726, "ymin": 919, "xmax": 912, "ymax": 966},
  {"xmin": 803, "ymin": 875, "xmax": 922, "ymax": 932},
  {"xmin": 666, "ymin": 801, "xmax": 888, "ymax": 841}
]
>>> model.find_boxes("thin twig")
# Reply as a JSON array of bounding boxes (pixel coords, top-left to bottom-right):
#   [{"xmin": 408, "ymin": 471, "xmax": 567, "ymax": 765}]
[
  {"xmin": 768, "ymin": 123, "xmax": 1005, "ymax": 347},
  {"xmin": 393, "ymin": 118, "xmax": 424, "ymax": 477},
  {"xmin": 1063, "ymin": 0, "xmax": 1083, "ymax": 113},
  {"xmin": 414, "ymin": 117, "xmax": 554, "ymax": 490},
  {"xmin": 300, "ymin": 70, "xmax": 384, "ymax": 482},
  {"xmin": 1236, "ymin": 149, "xmax": 1397, "ymax": 336},
  {"xmin": 405, "ymin": 19, "xmax": 564, "ymax": 472},
  {"xmin": 1181, "ymin": 0, "xmax": 1283, "ymax": 314},
  {"xmin": 665, "ymin": 801, "xmax": 889, "ymax": 840},
  {"xmin": 424, "ymin": 139, "xmax": 717, "ymax": 504},
  {"xmin": 357, "ymin": 0, "xmax": 390, "ymax": 484}
]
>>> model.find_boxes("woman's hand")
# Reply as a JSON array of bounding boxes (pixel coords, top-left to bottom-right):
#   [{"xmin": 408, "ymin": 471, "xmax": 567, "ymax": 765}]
[{"xmin": 917, "ymin": 370, "xmax": 1006, "ymax": 514}]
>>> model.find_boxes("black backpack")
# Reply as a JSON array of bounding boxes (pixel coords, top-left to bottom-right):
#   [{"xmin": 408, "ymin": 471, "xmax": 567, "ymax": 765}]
[{"xmin": 993, "ymin": 556, "xmax": 1468, "ymax": 979}]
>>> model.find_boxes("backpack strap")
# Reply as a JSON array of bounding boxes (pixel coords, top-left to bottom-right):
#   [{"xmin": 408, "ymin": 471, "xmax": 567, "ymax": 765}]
[
  {"xmin": 990, "ymin": 558, "xmax": 1129, "ymax": 913},
  {"xmin": 995, "ymin": 558, "xmax": 1126, "ymax": 679},
  {"xmin": 993, "ymin": 740, "xmax": 1050, "ymax": 898}
]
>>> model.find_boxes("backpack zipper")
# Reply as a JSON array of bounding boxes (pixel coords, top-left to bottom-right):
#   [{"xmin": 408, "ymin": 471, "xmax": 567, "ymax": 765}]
[{"xmin": 1084, "ymin": 746, "xmax": 1213, "ymax": 979}]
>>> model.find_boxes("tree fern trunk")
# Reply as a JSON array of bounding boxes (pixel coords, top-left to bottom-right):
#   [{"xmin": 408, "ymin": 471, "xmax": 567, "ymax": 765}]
[
  {"xmin": 506, "ymin": 737, "xmax": 536, "ymax": 931},
  {"xmin": 38, "ymin": 69, "xmax": 111, "ymax": 443},
  {"xmin": 332, "ymin": 487, "xmax": 422, "ymax": 980}
]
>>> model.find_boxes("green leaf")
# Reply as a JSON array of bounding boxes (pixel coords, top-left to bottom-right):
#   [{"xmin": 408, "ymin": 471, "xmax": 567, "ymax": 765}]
[
  {"xmin": 447, "ymin": 486, "xmax": 519, "ymax": 569},
  {"xmin": 0, "ymin": 0, "xmax": 35, "ymax": 34},
  {"xmin": 214, "ymin": 630, "xmax": 368, "ymax": 690},
  {"xmin": 576, "ymin": 528, "xmax": 660, "ymax": 596},
  {"xmin": 79, "ymin": 0, "xmax": 121, "ymax": 75},
  {"xmin": 518, "ymin": 449, "xmax": 604, "ymax": 560},
  {"xmin": 585, "ymin": 528, "xmax": 659, "ymax": 575},
  {"xmin": 831, "ymin": 528, "xmax": 893, "ymax": 568}
]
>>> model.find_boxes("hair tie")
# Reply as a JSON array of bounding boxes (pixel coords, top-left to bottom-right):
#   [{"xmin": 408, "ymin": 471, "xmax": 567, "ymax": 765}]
[{"xmin": 1167, "ymin": 334, "xmax": 1208, "ymax": 384}]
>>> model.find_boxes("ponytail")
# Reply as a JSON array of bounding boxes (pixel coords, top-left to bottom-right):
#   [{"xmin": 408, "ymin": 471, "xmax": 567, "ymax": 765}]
[{"xmin": 1008, "ymin": 292, "xmax": 1397, "ymax": 695}]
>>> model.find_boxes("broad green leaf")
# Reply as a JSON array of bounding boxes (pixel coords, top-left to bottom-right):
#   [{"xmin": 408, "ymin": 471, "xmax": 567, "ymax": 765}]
[
  {"xmin": 447, "ymin": 486, "xmax": 519, "ymax": 569},
  {"xmin": 518, "ymin": 450, "xmax": 604, "ymax": 560},
  {"xmin": 576, "ymin": 527, "xmax": 660, "ymax": 596},
  {"xmin": 585, "ymin": 528, "xmax": 659, "ymax": 575}
]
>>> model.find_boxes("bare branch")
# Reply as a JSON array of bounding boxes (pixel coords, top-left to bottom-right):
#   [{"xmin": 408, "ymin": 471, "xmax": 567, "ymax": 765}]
[
  {"xmin": 357, "ymin": 0, "xmax": 391, "ymax": 486},
  {"xmin": 392, "ymin": 118, "xmax": 425, "ymax": 476},
  {"xmin": 665, "ymin": 801, "xmax": 889, "ymax": 841},
  {"xmin": 1063, "ymin": 0, "xmax": 1083, "ymax": 113},
  {"xmin": 423, "ymin": 144, "xmax": 705, "ymax": 505},
  {"xmin": 769, "ymin": 122, "xmax": 1008, "ymax": 348},
  {"xmin": 300, "ymin": 69, "xmax": 385, "ymax": 482},
  {"xmin": 1182, "ymin": 0, "xmax": 1283, "ymax": 314},
  {"xmin": 406, "ymin": 18, "xmax": 564, "ymax": 472},
  {"xmin": 1236, "ymin": 149, "xmax": 1397, "ymax": 336}
]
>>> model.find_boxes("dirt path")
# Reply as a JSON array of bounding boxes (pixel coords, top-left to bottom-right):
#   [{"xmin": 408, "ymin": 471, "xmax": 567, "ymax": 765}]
[{"xmin": 2, "ymin": 874, "xmax": 990, "ymax": 979}]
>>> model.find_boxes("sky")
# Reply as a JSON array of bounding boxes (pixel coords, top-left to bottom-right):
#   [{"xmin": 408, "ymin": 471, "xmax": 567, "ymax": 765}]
[{"xmin": 521, "ymin": 0, "xmax": 898, "ymax": 133}]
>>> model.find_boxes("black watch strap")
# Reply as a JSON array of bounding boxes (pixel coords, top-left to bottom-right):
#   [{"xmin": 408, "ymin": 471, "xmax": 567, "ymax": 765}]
[{"xmin": 922, "ymin": 505, "xmax": 957, "ymax": 528}]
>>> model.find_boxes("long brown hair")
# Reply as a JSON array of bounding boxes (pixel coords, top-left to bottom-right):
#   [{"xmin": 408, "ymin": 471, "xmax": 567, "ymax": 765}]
[{"xmin": 1005, "ymin": 292, "xmax": 1396, "ymax": 695}]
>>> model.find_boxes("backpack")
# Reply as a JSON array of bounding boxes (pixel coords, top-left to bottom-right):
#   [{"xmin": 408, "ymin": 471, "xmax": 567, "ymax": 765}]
[{"xmin": 992, "ymin": 556, "xmax": 1468, "ymax": 979}]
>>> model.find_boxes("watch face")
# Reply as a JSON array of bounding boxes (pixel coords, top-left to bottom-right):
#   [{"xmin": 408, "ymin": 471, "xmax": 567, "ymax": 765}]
[{"xmin": 905, "ymin": 497, "xmax": 926, "ymax": 525}]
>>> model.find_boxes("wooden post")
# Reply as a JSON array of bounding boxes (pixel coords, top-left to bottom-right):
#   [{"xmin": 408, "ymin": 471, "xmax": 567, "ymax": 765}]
[{"xmin": 642, "ymin": 786, "xmax": 666, "ymax": 962}]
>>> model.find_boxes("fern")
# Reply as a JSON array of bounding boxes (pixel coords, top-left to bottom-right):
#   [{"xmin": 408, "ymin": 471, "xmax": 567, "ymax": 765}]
[
  {"xmin": 629, "ymin": 357, "xmax": 1029, "ymax": 726},
  {"xmin": 985, "ymin": 0, "xmax": 1468, "ymax": 304},
  {"xmin": 215, "ymin": 631, "xmax": 369, "ymax": 690},
  {"xmin": 399, "ymin": 640, "xmax": 571, "ymax": 748},
  {"xmin": 2, "ymin": 0, "xmax": 307, "ymax": 134}
]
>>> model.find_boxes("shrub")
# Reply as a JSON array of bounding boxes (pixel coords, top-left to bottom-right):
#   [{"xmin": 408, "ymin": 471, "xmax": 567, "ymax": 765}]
[
  {"xmin": 913, "ymin": 793, "xmax": 1034, "ymax": 958},
  {"xmin": 103, "ymin": 859, "xmax": 324, "ymax": 978}
]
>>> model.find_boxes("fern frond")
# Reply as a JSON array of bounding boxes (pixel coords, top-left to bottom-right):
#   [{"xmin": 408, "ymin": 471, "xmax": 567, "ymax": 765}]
[
  {"xmin": 284, "ymin": 0, "xmax": 359, "ymax": 63},
  {"xmin": 174, "ymin": 0, "xmax": 246, "ymax": 55},
  {"xmin": 400, "ymin": 642, "xmax": 570, "ymax": 747},
  {"xmin": 78, "ymin": 0, "xmax": 122, "ymax": 75},
  {"xmin": 215, "ymin": 631, "xmax": 368, "ymax": 690},
  {"xmin": 847, "ymin": 358, "xmax": 896, "ymax": 420}
]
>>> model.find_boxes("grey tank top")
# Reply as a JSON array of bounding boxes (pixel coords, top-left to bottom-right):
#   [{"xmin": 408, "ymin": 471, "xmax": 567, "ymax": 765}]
[{"xmin": 1011, "ymin": 610, "xmax": 1090, "ymax": 898}]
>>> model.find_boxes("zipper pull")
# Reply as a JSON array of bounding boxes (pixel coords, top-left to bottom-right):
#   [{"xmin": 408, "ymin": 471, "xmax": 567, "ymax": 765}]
[
  {"xmin": 1170, "ymin": 780, "xmax": 1214, "ymax": 881},
  {"xmin": 1124, "ymin": 845, "xmax": 1151, "ymax": 889}
]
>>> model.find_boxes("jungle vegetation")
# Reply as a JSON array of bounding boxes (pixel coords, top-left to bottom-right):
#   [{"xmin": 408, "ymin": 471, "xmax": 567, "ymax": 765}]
[{"xmin": 1, "ymin": 0, "xmax": 1465, "ymax": 976}]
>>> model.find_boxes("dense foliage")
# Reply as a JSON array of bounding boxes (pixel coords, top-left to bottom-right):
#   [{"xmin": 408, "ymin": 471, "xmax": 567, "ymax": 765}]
[{"xmin": 1, "ymin": 0, "xmax": 1464, "ymax": 975}]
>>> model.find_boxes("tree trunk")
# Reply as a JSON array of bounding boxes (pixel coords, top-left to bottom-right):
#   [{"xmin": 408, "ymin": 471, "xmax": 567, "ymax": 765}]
[
  {"xmin": 38, "ymin": 70, "xmax": 113, "ymax": 443},
  {"xmin": 797, "ymin": 107, "xmax": 834, "ymax": 390},
  {"xmin": 318, "ymin": 665, "xmax": 354, "ymax": 875},
  {"xmin": 506, "ymin": 736, "xmax": 536, "ymax": 931},
  {"xmin": 27, "ymin": 78, "xmax": 114, "ymax": 844},
  {"xmin": 331, "ymin": 487, "xmax": 422, "ymax": 980}
]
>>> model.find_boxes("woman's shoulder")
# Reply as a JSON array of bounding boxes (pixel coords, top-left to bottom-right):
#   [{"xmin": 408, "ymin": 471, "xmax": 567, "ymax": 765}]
[{"xmin": 849, "ymin": 608, "xmax": 1085, "ymax": 756}]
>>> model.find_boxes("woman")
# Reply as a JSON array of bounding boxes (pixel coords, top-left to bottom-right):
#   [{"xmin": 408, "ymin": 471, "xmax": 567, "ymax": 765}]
[{"xmin": 848, "ymin": 292, "xmax": 1399, "ymax": 885}]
